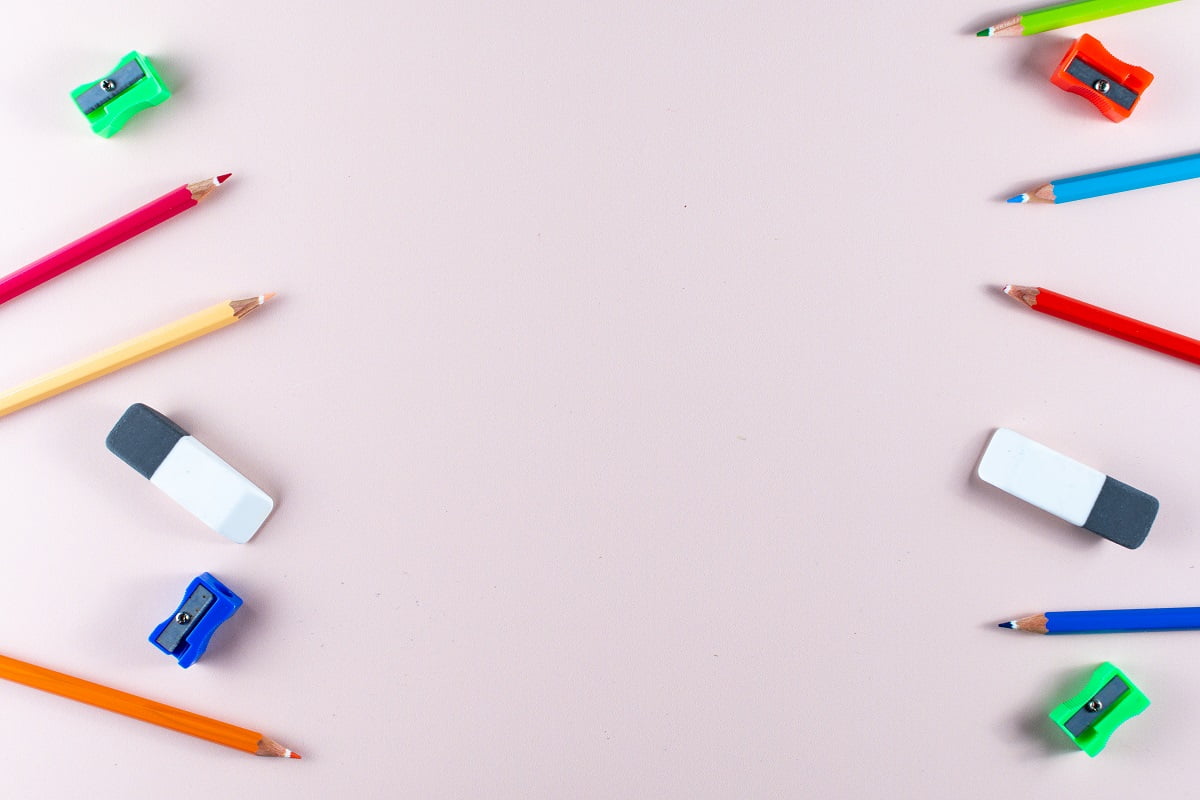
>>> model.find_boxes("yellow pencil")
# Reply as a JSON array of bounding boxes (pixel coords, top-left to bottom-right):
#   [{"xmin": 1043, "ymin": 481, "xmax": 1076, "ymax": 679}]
[{"xmin": 0, "ymin": 294, "xmax": 273, "ymax": 418}]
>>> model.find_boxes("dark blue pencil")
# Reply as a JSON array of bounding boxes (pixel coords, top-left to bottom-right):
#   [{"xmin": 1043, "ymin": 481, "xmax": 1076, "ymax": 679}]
[{"xmin": 1000, "ymin": 607, "xmax": 1200, "ymax": 634}]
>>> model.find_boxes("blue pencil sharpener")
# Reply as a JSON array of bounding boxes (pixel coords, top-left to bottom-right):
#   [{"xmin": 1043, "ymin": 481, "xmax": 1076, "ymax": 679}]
[{"xmin": 150, "ymin": 573, "xmax": 243, "ymax": 668}]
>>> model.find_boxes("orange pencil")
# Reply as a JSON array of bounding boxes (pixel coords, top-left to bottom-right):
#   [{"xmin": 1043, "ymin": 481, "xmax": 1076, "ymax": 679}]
[{"xmin": 0, "ymin": 652, "xmax": 300, "ymax": 758}]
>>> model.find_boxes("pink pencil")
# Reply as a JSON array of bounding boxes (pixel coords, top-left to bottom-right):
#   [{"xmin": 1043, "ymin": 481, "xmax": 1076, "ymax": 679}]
[{"xmin": 0, "ymin": 174, "xmax": 232, "ymax": 306}]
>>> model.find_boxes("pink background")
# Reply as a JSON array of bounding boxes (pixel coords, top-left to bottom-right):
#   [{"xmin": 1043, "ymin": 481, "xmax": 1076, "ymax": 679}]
[{"xmin": 1, "ymin": 0, "xmax": 1199, "ymax": 796}]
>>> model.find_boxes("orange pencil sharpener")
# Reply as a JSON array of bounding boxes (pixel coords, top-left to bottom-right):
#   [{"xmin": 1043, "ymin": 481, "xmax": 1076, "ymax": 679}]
[{"xmin": 1050, "ymin": 34, "xmax": 1153, "ymax": 122}]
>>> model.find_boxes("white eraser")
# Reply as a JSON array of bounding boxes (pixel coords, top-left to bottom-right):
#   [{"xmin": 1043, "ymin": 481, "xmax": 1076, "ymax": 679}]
[
  {"xmin": 978, "ymin": 427, "xmax": 1105, "ymax": 526},
  {"xmin": 107, "ymin": 404, "xmax": 274, "ymax": 543},
  {"xmin": 977, "ymin": 428, "xmax": 1158, "ymax": 549}
]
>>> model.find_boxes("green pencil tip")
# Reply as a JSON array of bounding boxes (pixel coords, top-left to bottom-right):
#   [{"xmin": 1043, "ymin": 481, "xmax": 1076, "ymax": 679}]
[{"xmin": 976, "ymin": 28, "xmax": 990, "ymax": 37}]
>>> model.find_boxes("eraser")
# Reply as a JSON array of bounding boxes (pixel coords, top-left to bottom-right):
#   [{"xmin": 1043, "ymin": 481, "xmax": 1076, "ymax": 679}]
[
  {"xmin": 977, "ymin": 428, "xmax": 1157, "ymax": 549},
  {"xmin": 107, "ymin": 404, "xmax": 274, "ymax": 543},
  {"xmin": 150, "ymin": 572, "xmax": 243, "ymax": 668}
]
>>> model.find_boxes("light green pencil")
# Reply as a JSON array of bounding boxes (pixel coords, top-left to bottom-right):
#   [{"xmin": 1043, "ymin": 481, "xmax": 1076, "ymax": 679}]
[{"xmin": 976, "ymin": 0, "xmax": 1179, "ymax": 36}]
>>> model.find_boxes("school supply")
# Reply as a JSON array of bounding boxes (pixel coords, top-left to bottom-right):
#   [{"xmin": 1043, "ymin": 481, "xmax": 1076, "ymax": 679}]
[
  {"xmin": 1050, "ymin": 35, "xmax": 1152, "ymax": 121},
  {"xmin": 0, "ymin": 651, "xmax": 298, "ymax": 757},
  {"xmin": 0, "ymin": 176, "xmax": 231, "ymax": 307},
  {"xmin": 976, "ymin": 0, "xmax": 1179, "ymax": 37},
  {"xmin": 1048, "ymin": 663, "xmax": 1148, "ymax": 756},
  {"xmin": 72, "ymin": 51, "xmax": 170, "ymax": 137},
  {"xmin": 1001, "ymin": 606, "xmax": 1200, "ymax": 633},
  {"xmin": 1003, "ymin": 284, "xmax": 1200, "ymax": 369},
  {"xmin": 0, "ymin": 295, "xmax": 273, "ymax": 419},
  {"xmin": 150, "ymin": 573, "xmax": 243, "ymax": 667},
  {"xmin": 107, "ymin": 404, "xmax": 274, "ymax": 543},
  {"xmin": 977, "ymin": 428, "xmax": 1158, "ymax": 549},
  {"xmin": 1008, "ymin": 152, "xmax": 1200, "ymax": 203}
]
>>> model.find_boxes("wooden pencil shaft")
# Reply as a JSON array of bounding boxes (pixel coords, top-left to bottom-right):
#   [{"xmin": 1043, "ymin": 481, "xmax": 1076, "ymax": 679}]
[
  {"xmin": 1021, "ymin": 0, "xmax": 1177, "ymax": 35},
  {"xmin": 0, "ymin": 298, "xmax": 261, "ymax": 419},
  {"xmin": 1041, "ymin": 607, "xmax": 1200, "ymax": 633},
  {"xmin": 1050, "ymin": 153, "xmax": 1200, "ymax": 203},
  {"xmin": 1016, "ymin": 287, "xmax": 1200, "ymax": 367},
  {"xmin": 0, "ymin": 177, "xmax": 225, "ymax": 308},
  {"xmin": 0, "ymin": 653, "xmax": 263, "ymax": 753}
]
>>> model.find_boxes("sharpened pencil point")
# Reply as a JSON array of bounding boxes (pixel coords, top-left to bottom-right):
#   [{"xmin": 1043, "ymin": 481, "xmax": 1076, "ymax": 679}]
[
  {"xmin": 1007, "ymin": 193, "xmax": 1028, "ymax": 204},
  {"xmin": 998, "ymin": 621, "xmax": 1015, "ymax": 628},
  {"xmin": 217, "ymin": 173, "xmax": 232, "ymax": 184},
  {"xmin": 290, "ymin": 751, "xmax": 302, "ymax": 759},
  {"xmin": 976, "ymin": 28, "xmax": 991, "ymax": 37}
]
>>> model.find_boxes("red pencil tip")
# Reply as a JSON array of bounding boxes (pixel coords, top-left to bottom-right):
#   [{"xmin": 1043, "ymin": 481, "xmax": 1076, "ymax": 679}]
[
  {"xmin": 217, "ymin": 173, "xmax": 232, "ymax": 184},
  {"xmin": 289, "ymin": 751, "xmax": 302, "ymax": 759}
]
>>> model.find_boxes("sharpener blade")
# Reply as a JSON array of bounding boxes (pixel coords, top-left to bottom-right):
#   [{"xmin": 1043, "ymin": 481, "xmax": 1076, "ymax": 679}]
[
  {"xmin": 74, "ymin": 60, "xmax": 146, "ymax": 114},
  {"xmin": 154, "ymin": 586, "xmax": 215, "ymax": 653},
  {"xmin": 1063, "ymin": 675, "xmax": 1129, "ymax": 736}
]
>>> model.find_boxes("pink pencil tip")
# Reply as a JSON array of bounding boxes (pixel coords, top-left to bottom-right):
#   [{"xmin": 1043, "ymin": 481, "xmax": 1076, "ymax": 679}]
[
  {"xmin": 263, "ymin": 292, "xmax": 277, "ymax": 301},
  {"xmin": 217, "ymin": 173, "xmax": 232, "ymax": 184}
]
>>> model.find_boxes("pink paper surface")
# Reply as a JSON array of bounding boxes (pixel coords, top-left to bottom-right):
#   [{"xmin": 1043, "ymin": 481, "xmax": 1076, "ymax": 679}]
[{"xmin": 0, "ymin": 1, "xmax": 1197, "ymax": 796}]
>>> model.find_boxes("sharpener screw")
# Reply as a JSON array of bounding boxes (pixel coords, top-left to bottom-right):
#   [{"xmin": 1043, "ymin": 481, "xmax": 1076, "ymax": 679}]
[
  {"xmin": 1086, "ymin": 699, "xmax": 1103, "ymax": 712},
  {"xmin": 1093, "ymin": 79, "xmax": 1111, "ymax": 94},
  {"xmin": 175, "ymin": 612, "xmax": 191, "ymax": 624},
  {"xmin": 100, "ymin": 79, "xmax": 117, "ymax": 92}
]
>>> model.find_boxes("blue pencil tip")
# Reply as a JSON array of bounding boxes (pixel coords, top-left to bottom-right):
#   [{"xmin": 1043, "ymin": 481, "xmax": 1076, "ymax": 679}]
[
  {"xmin": 1006, "ymin": 194, "xmax": 1027, "ymax": 204},
  {"xmin": 998, "ymin": 621, "xmax": 1014, "ymax": 628}
]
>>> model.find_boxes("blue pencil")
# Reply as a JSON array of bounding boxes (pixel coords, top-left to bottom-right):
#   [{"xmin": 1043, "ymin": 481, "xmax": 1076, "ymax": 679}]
[
  {"xmin": 1007, "ymin": 152, "xmax": 1200, "ymax": 204},
  {"xmin": 1000, "ymin": 607, "xmax": 1200, "ymax": 634}
]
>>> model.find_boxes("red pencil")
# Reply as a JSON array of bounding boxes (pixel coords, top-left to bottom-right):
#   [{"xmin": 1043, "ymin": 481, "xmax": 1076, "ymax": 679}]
[
  {"xmin": 0, "ymin": 174, "xmax": 232, "ymax": 307},
  {"xmin": 1004, "ymin": 284, "xmax": 1200, "ymax": 366}
]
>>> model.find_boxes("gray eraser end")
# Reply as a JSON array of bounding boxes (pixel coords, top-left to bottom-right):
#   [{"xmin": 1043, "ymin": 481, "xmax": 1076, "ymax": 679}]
[
  {"xmin": 1083, "ymin": 476, "xmax": 1158, "ymax": 549},
  {"xmin": 106, "ymin": 403, "xmax": 189, "ymax": 480}
]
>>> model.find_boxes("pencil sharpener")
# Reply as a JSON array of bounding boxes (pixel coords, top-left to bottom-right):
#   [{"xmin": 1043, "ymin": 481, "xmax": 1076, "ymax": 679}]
[
  {"xmin": 1050, "ymin": 35, "xmax": 1153, "ymax": 122},
  {"xmin": 1048, "ymin": 662, "xmax": 1149, "ymax": 756},
  {"xmin": 150, "ymin": 573, "xmax": 243, "ymax": 668},
  {"xmin": 71, "ymin": 51, "xmax": 171, "ymax": 137}
]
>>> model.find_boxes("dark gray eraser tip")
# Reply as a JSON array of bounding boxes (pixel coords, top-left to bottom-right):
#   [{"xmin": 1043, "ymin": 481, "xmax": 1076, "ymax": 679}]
[
  {"xmin": 105, "ymin": 403, "xmax": 189, "ymax": 480},
  {"xmin": 1083, "ymin": 476, "xmax": 1159, "ymax": 549}
]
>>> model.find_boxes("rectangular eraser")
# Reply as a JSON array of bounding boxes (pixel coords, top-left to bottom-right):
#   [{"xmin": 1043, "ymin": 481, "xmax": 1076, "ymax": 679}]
[
  {"xmin": 977, "ymin": 428, "xmax": 1157, "ymax": 549},
  {"xmin": 107, "ymin": 404, "xmax": 274, "ymax": 543}
]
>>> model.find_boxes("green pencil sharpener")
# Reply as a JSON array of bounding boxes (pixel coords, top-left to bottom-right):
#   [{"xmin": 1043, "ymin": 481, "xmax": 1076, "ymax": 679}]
[
  {"xmin": 1048, "ymin": 662, "xmax": 1149, "ymax": 757},
  {"xmin": 71, "ymin": 51, "xmax": 170, "ymax": 138}
]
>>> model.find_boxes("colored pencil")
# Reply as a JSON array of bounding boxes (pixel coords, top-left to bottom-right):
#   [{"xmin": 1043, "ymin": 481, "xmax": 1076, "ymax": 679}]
[
  {"xmin": 1007, "ymin": 152, "xmax": 1200, "ymax": 204},
  {"xmin": 0, "ymin": 652, "xmax": 299, "ymax": 756},
  {"xmin": 0, "ymin": 175, "xmax": 231, "ymax": 306},
  {"xmin": 1003, "ymin": 285, "xmax": 1200, "ymax": 366},
  {"xmin": 977, "ymin": 0, "xmax": 1179, "ymax": 37},
  {"xmin": 0, "ymin": 294, "xmax": 273, "ymax": 418},
  {"xmin": 1000, "ymin": 607, "xmax": 1200, "ymax": 634}
]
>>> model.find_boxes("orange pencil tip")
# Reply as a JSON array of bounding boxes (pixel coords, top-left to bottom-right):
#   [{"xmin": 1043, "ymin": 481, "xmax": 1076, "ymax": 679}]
[
  {"xmin": 289, "ymin": 751, "xmax": 302, "ymax": 759},
  {"xmin": 217, "ymin": 173, "xmax": 233, "ymax": 184},
  {"xmin": 263, "ymin": 292, "xmax": 277, "ymax": 302}
]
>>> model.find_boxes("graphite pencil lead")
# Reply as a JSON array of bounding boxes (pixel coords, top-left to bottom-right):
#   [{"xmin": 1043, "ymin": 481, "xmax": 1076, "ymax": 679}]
[
  {"xmin": 981, "ymin": 16, "xmax": 1022, "ymax": 36},
  {"xmin": 1010, "ymin": 614, "xmax": 1049, "ymax": 634},
  {"xmin": 256, "ymin": 736, "xmax": 301, "ymax": 758},
  {"xmin": 1003, "ymin": 285, "xmax": 1039, "ymax": 307},
  {"xmin": 230, "ymin": 294, "xmax": 273, "ymax": 319},
  {"xmin": 188, "ymin": 175, "xmax": 231, "ymax": 202}
]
